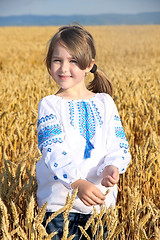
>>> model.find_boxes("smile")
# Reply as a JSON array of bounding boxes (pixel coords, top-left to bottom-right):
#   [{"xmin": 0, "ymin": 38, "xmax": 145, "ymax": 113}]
[{"xmin": 59, "ymin": 75, "xmax": 71, "ymax": 80}]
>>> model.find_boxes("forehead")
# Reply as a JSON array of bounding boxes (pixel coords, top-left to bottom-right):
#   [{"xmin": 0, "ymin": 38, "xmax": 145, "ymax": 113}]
[{"xmin": 52, "ymin": 41, "xmax": 73, "ymax": 57}]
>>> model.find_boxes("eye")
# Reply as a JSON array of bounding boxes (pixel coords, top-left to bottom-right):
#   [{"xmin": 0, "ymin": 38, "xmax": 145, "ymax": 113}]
[
  {"xmin": 52, "ymin": 58, "xmax": 61, "ymax": 62},
  {"xmin": 70, "ymin": 59, "xmax": 78, "ymax": 64}
]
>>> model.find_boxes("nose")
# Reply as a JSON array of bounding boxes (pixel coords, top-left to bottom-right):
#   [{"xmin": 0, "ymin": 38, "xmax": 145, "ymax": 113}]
[{"xmin": 60, "ymin": 61, "xmax": 69, "ymax": 72}]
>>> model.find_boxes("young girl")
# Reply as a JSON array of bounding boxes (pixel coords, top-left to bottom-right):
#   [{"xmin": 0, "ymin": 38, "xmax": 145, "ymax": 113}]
[{"xmin": 36, "ymin": 24, "xmax": 131, "ymax": 239}]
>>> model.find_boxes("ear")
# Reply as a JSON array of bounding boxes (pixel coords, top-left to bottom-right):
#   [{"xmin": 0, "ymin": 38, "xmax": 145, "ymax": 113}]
[{"xmin": 85, "ymin": 59, "xmax": 95, "ymax": 74}]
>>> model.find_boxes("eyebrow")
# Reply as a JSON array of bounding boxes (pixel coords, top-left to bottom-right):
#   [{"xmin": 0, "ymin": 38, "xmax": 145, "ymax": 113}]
[
  {"xmin": 52, "ymin": 56, "xmax": 75, "ymax": 60},
  {"xmin": 52, "ymin": 56, "xmax": 59, "ymax": 59}
]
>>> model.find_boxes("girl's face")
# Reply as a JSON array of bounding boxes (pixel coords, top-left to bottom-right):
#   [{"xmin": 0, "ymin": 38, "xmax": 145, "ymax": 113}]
[{"xmin": 50, "ymin": 41, "xmax": 93, "ymax": 93}]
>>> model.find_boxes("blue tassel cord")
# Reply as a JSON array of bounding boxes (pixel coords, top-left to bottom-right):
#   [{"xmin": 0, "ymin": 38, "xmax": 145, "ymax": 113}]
[
  {"xmin": 82, "ymin": 102, "xmax": 95, "ymax": 159},
  {"xmin": 70, "ymin": 100, "xmax": 98, "ymax": 159},
  {"xmin": 84, "ymin": 140, "xmax": 94, "ymax": 159}
]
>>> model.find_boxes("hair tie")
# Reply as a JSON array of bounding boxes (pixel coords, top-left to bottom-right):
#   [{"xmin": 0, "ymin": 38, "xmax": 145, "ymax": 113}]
[{"xmin": 90, "ymin": 64, "xmax": 97, "ymax": 73}]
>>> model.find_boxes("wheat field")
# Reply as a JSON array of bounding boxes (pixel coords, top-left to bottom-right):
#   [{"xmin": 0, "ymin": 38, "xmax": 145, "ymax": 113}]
[{"xmin": 0, "ymin": 26, "xmax": 160, "ymax": 239}]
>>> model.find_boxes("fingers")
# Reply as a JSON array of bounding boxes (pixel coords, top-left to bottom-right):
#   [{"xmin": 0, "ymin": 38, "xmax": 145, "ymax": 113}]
[
  {"xmin": 109, "ymin": 175, "xmax": 119, "ymax": 184},
  {"xmin": 112, "ymin": 169, "xmax": 119, "ymax": 180},
  {"xmin": 76, "ymin": 180, "xmax": 105, "ymax": 206},
  {"xmin": 93, "ymin": 189, "xmax": 105, "ymax": 201},
  {"xmin": 101, "ymin": 175, "xmax": 119, "ymax": 187},
  {"xmin": 82, "ymin": 197, "xmax": 101, "ymax": 207},
  {"xmin": 90, "ymin": 190, "xmax": 105, "ymax": 205},
  {"xmin": 102, "ymin": 165, "xmax": 119, "ymax": 187},
  {"xmin": 81, "ymin": 192, "xmax": 105, "ymax": 206}
]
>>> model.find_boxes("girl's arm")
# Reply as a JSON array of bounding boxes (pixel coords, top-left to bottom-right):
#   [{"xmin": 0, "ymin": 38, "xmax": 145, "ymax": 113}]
[
  {"xmin": 97, "ymin": 95, "xmax": 131, "ymax": 178},
  {"xmin": 37, "ymin": 97, "xmax": 82, "ymax": 189}
]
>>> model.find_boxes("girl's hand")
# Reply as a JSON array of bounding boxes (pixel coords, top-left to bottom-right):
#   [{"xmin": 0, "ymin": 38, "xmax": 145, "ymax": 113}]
[
  {"xmin": 71, "ymin": 179, "xmax": 105, "ymax": 206},
  {"xmin": 101, "ymin": 165, "xmax": 119, "ymax": 187}
]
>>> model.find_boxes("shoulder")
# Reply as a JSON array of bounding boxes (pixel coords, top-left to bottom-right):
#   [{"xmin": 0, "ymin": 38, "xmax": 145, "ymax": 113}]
[
  {"xmin": 39, "ymin": 94, "xmax": 56, "ymax": 104},
  {"xmin": 96, "ymin": 93, "xmax": 115, "ymax": 105},
  {"xmin": 95, "ymin": 93, "xmax": 118, "ymax": 118},
  {"xmin": 38, "ymin": 95, "xmax": 59, "ymax": 108},
  {"xmin": 37, "ymin": 95, "xmax": 62, "ymax": 117}
]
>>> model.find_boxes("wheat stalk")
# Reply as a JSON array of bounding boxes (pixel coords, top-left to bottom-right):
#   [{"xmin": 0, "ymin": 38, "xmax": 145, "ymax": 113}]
[
  {"xmin": 11, "ymin": 201, "xmax": 19, "ymax": 226},
  {"xmin": 78, "ymin": 226, "xmax": 91, "ymax": 240}
]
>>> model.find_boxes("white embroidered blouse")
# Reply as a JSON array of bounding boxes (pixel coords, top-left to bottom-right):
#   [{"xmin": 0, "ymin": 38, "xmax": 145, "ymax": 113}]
[{"xmin": 36, "ymin": 93, "xmax": 131, "ymax": 213}]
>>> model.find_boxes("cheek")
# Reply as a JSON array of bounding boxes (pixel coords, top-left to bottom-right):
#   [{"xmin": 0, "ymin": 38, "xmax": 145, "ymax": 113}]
[
  {"xmin": 50, "ymin": 69, "xmax": 58, "ymax": 81},
  {"xmin": 51, "ymin": 63, "xmax": 55, "ymax": 71},
  {"xmin": 72, "ymin": 67, "xmax": 86, "ymax": 76},
  {"xmin": 51, "ymin": 64, "xmax": 58, "ymax": 75}
]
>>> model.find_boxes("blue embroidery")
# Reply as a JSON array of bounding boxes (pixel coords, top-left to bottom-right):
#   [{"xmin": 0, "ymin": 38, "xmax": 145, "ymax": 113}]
[
  {"xmin": 91, "ymin": 101, "xmax": 103, "ymax": 126},
  {"xmin": 54, "ymin": 176, "xmax": 58, "ymax": 180},
  {"xmin": 38, "ymin": 124, "xmax": 62, "ymax": 146},
  {"xmin": 54, "ymin": 163, "xmax": 58, "ymax": 167},
  {"xmin": 115, "ymin": 127, "xmax": 127, "ymax": 141},
  {"xmin": 120, "ymin": 143, "xmax": 129, "ymax": 149},
  {"xmin": 77, "ymin": 101, "xmax": 95, "ymax": 159},
  {"xmin": 41, "ymin": 137, "xmax": 63, "ymax": 152},
  {"xmin": 99, "ymin": 167, "xmax": 104, "ymax": 174},
  {"xmin": 63, "ymin": 174, "xmax": 67, "ymax": 179},
  {"xmin": 37, "ymin": 114, "xmax": 57, "ymax": 128},
  {"xmin": 62, "ymin": 151, "xmax": 67, "ymax": 155},
  {"xmin": 114, "ymin": 115, "xmax": 121, "ymax": 121},
  {"xmin": 68, "ymin": 101, "xmax": 75, "ymax": 126},
  {"xmin": 68, "ymin": 100, "xmax": 103, "ymax": 159},
  {"xmin": 47, "ymin": 148, "xmax": 52, "ymax": 152}
]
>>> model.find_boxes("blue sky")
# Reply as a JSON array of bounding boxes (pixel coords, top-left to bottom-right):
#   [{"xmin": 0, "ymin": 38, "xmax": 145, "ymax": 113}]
[{"xmin": 0, "ymin": 0, "xmax": 160, "ymax": 16}]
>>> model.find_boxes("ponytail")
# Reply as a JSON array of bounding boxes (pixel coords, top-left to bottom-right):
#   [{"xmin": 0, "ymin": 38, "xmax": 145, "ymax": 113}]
[{"xmin": 87, "ymin": 66, "xmax": 113, "ymax": 96}]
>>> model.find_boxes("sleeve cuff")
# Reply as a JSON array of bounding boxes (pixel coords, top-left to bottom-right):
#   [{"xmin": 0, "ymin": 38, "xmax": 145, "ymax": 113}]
[{"xmin": 97, "ymin": 154, "xmax": 131, "ymax": 176}]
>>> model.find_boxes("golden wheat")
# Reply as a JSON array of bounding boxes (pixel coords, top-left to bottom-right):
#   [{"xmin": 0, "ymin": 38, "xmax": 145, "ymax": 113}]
[{"xmin": 0, "ymin": 26, "xmax": 160, "ymax": 239}]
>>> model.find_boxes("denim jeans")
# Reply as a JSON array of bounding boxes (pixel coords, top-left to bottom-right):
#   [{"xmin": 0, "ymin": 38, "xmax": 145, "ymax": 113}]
[{"xmin": 42, "ymin": 212, "xmax": 108, "ymax": 240}]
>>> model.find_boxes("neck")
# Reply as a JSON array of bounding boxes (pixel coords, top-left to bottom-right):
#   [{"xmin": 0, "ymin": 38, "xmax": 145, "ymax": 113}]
[{"xmin": 55, "ymin": 88, "xmax": 95, "ymax": 100}]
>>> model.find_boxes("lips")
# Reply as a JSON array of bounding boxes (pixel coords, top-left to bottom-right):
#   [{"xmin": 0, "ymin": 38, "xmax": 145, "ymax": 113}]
[{"xmin": 59, "ymin": 75, "xmax": 71, "ymax": 80}]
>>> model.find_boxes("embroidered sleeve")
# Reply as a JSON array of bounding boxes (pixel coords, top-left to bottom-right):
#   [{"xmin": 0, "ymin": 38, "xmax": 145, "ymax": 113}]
[
  {"xmin": 37, "ymin": 98, "xmax": 81, "ymax": 189},
  {"xmin": 97, "ymin": 97, "xmax": 131, "ymax": 175}
]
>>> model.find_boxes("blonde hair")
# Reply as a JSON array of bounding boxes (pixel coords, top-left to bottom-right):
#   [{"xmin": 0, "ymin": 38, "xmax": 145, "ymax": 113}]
[{"xmin": 46, "ymin": 24, "xmax": 113, "ymax": 96}]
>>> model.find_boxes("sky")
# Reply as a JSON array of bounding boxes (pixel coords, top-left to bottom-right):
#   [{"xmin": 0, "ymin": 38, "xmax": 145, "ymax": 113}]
[{"xmin": 0, "ymin": 0, "xmax": 160, "ymax": 17}]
